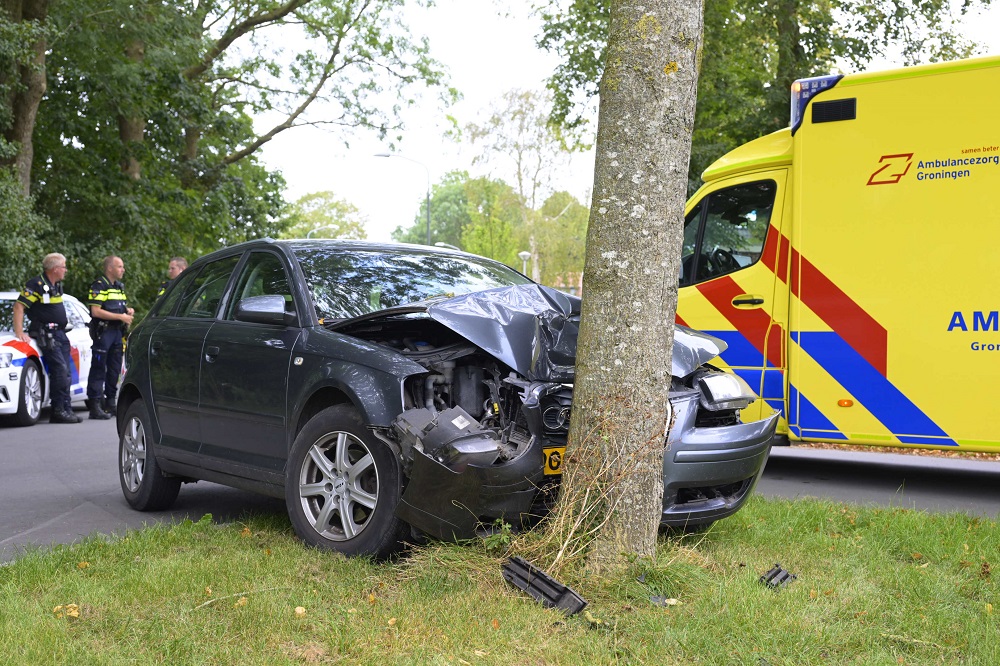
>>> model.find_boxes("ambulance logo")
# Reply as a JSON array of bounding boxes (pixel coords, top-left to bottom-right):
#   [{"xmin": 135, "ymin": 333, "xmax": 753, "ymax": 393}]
[{"xmin": 867, "ymin": 153, "xmax": 913, "ymax": 185}]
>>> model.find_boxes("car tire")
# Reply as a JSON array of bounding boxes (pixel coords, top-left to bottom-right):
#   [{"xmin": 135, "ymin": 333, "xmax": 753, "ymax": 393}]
[
  {"xmin": 11, "ymin": 359, "xmax": 43, "ymax": 427},
  {"xmin": 285, "ymin": 405, "xmax": 409, "ymax": 559},
  {"xmin": 119, "ymin": 400, "xmax": 181, "ymax": 511}
]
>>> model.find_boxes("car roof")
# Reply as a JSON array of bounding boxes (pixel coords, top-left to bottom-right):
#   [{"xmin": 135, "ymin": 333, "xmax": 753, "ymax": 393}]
[{"xmin": 188, "ymin": 238, "xmax": 489, "ymax": 270}]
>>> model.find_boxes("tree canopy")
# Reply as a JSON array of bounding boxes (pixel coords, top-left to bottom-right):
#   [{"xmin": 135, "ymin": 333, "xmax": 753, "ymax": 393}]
[
  {"xmin": 0, "ymin": 0, "xmax": 448, "ymax": 308},
  {"xmin": 536, "ymin": 0, "xmax": 987, "ymax": 191}
]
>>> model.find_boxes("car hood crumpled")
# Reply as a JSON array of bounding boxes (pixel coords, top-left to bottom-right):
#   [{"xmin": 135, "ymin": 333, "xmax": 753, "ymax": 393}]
[{"xmin": 426, "ymin": 284, "xmax": 728, "ymax": 382}]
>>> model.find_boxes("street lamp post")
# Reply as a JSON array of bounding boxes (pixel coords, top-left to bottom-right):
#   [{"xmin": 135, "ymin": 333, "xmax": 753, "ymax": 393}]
[
  {"xmin": 517, "ymin": 250, "xmax": 531, "ymax": 275},
  {"xmin": 375, "ymin": 153, "xmax": 431, "ymax": 246}
]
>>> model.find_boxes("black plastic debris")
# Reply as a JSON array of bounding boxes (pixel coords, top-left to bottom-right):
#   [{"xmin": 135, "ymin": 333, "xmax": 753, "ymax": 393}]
[
  {"xmin": 502, "ymin": 556, "xmax": 588, "ymax": 615},
  {"xmin": 759, "ymin": 563, "xmax": 797, "ymax": 589}
]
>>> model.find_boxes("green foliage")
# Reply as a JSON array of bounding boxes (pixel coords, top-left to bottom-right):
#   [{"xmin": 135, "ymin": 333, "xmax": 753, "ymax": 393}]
[
  {"xmin": 392, "ymin": 170, "xmax": 473, "ymax": 247},
  {"xmin": 535, "ymin": 191, "xmax": 589, "ymax": 288},
  {"xmin": 536, "ymin": 0, "xmax": 988, "ymax": 192},
  {"xmin": 280, "ymin": 191, "xmax": 368, "ymax": 239},
  {"xmin": 0, "ymin": 169, "xmax": 52, "ymax": 289},
  {"xmin": 461, "ymin": 177, "xmax": 524, "ymax": 267},
  {"xmin": 393, "ymin": 172, "xmax": 589, "ymax": 283}
]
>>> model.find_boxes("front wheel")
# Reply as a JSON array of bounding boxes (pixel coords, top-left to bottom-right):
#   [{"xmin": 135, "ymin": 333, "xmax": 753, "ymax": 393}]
[
  {"xmin": 285, "ymin": 405, "xmax": 408, "ymax": 559},
  {"xmin": 119, "ymin": 400, "xmax": 181, "ymax": 511},
  {"xmin": 11, "ymin": 360, "xmax": 42, "ymax": 426}
]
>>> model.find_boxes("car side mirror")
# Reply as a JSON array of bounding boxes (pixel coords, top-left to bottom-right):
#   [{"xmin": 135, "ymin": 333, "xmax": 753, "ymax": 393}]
[{"xmin": 235, "ymin": 295, "xmax": 297, "ymax": 326}]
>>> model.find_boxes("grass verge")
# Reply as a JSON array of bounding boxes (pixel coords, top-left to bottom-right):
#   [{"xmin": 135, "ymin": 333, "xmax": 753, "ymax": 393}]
[{"xmin": 1, "ymin": 496, "xmax": 996, "ymax": 665}]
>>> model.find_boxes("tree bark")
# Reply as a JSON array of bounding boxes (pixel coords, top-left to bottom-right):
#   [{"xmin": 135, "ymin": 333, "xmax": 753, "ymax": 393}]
[
  {"xmin": 1, "ymin": 0, "xmax": 49, "ymax": 196},
  {"xmin": 558, "ymin": 0, "xmax": 702, "ymax": 572},
  {"xmin": 118, "ymin": 38, "xmax": 145, "ymax": 180}
]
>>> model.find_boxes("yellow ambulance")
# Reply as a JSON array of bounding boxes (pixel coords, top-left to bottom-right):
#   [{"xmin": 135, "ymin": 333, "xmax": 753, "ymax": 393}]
[{"xmin": 677, "ymin": 54, "xmax": 1000, "ymax": 452}]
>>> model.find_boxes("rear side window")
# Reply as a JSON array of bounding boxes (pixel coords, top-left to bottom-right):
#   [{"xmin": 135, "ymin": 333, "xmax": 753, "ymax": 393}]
[
  {"xmin": 176, "ymin": 255, "xmax": 241, "ymax": 319},
  {"xmin": 681, "ymin": 180, "xmax": 776, "ymax": 286}
]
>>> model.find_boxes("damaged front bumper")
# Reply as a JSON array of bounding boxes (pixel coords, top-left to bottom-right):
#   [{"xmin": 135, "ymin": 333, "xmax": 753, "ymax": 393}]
[{"xmin": 660, "ymin": 390, "xmax": 778, "ymax": 527}]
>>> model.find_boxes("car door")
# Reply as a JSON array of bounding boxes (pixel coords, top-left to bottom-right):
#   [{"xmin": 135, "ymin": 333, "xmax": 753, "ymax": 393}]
[
  {"xmin": 62, "ymin": 296, "xmax": 91, "ymax": 403},
  {"xmin": 198, "ymin": 251, "xmax": 301, "ymax": 481},
  {"xmin": 148, "ymin": 255, "xmax": 240, "ymax": 458},
  {"xmin": 677, "ymin": 173, "xmax": 788, "ymax": 422}
]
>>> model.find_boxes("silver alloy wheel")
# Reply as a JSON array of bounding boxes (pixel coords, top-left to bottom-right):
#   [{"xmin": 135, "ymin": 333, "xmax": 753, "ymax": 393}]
[
  {"xmin": 298, "ymin": 430, "xmax": 379, "ymax": 541},
  {"xmin": 23, "ymin": 363, "xmax": 41, "ymax": 420},
  {"xmin": 121, "ymin": 415, "xmax": 147, "ymax": 493}
]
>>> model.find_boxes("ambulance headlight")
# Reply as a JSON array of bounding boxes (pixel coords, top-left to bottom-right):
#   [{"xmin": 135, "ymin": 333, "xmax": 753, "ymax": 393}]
[
  {"xmin": 0, "ymin": 353, "xmax": 12, "ymax": 369},
  {"xmin": 697, "ymin": 372, "xmax": 756, "ymax": 411}
]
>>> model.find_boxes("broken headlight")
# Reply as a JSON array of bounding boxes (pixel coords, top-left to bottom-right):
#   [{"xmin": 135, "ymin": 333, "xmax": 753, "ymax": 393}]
[{"xmin": 696, "ymin": 371, "xmax": 755, "ymax": 412}]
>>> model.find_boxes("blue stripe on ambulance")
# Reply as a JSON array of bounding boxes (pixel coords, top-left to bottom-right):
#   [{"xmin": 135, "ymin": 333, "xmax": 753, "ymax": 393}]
[{"xmin": 797, "ymin": 332, "xmax": 956, "ymax": 446}]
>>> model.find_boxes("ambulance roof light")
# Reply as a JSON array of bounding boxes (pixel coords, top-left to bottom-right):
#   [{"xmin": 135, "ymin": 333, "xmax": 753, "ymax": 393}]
[{"xmin": 790, "ymin": 74, "xmax": 843, "ymax": 134}]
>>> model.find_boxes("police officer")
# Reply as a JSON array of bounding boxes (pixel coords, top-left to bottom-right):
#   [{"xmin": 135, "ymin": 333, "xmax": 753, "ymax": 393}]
[
  {"xmin": 156, "ymin": 256, "xmax": 187, "ymax": 297},
  {"xmin": 12, "ymin": 253, "xmax": 81, "ymax": 424},
  {"xmin": 86, "ymin": 255, "xmax": 134, "ymax": 420}
]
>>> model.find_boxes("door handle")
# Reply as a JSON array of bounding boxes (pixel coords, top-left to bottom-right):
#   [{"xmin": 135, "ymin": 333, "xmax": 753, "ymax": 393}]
[
  {"xmin": 151, "ymin": 340, "xmax": 162, "ymax": 356},
  {"xmin": 205, "ymin": 345, "xmax": 220, "ymax": 362},
  {"xmin": 732, "ymin": 295, "xmax": 765, "ymax": 308}
]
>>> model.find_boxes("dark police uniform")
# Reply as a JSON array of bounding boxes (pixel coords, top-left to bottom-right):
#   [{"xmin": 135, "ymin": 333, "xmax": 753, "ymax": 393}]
[
  {"xmin": 17, "ymin": 275, "xmax": 76, "ymax": 420},
  {"xmin": 87, "ymin": 275, "xmax": 128, "ymax": 410}
]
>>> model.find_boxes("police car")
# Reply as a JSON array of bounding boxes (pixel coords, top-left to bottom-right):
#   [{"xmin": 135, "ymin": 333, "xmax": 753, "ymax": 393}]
[{"xmin": 0, "ymin": 291, "xmax": 93, "ymax": 426}]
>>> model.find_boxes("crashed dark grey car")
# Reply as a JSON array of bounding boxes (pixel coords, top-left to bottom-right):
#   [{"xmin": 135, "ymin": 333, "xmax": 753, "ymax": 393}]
[{"xmin": 118, "ymin": 239, "xmax": 778, "ymax": 558}]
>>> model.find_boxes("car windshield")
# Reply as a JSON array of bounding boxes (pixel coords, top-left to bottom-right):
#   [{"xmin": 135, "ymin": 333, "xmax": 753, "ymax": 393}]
[{"xmin": 294, "ymin": 248, "xmax": 532, "ymax": 321}]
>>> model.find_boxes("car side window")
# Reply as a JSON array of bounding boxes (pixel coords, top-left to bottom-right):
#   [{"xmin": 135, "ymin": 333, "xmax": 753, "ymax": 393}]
[
  {"xmin": 680, "ymin": 180, "xmax": 776, "ymax": 286},
  {"xmin": 156, "ymin": 269, "xmax": 200, "ymax": 317},
  {"xmin": 225, "ymin": 252, "xmax": 295, "ymax": 321},
  {"xmin": 175, "ymin": 255, "xmax": 241, "ymax": 319}
]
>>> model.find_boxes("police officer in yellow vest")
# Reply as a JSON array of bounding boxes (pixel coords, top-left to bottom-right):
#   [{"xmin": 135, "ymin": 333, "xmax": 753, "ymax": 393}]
[
  {"xmin": 12, "ymin": 253, "xmax": 82, "ymax": 424},
  {"xmin": 86, "ymin": 255, "xmax": 134, "ymax": 420}
]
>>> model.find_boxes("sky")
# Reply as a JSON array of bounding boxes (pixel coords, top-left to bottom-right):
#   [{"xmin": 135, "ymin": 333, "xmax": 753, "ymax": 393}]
[{"xmin": 256, "ymin": 1, "xmax": 1000, "ymax": 243}]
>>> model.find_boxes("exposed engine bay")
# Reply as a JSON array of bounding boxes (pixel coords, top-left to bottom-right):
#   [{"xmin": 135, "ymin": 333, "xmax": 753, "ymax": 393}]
[{"xmin": 333, "ymin": 315, "xmax": 570, "ymax": 476}]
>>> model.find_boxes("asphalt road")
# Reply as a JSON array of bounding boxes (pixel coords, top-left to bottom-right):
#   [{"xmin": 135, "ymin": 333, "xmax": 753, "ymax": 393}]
[
  {"xmin": 3, "ymin": 412, "xmax": 1000, "ymax": 563},
  {"xmin": 0, "ymin": 408, "xmax": 284, "ymax": 563}
]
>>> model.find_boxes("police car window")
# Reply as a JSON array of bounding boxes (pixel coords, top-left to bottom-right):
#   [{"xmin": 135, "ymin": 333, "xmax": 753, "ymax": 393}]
[
  {"xmin": 176, "ymin": 255, "xmax": 240, "ymax": 319},
  {"xmin": 65, "ymin": 298, "xmax": 86, "ymax": 330},
  {"xmin": 226, "ymin": 252, "xmax": 294, "ymax": 320},
  {"xmin": 684, "ymin": 180, "xmax": 776, "ymax": 284}
]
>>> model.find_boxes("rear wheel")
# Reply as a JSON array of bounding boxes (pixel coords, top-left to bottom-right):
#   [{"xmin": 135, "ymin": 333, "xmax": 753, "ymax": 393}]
[
  {"xmin": 285, "ymin": 405, "xmax": 408, "ymax": 559},
  {"xmin": 11, "ymin": 360, "xmax": 42, "ymax": 426},
  {"xmin": 119, "ymin": 400, "xmax": 181, "ymax": 511}
]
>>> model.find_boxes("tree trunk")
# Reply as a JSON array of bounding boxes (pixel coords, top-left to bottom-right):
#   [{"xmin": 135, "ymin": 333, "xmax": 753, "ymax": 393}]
[
  {"xmin": 558, "ymin": 0, "xmax": 703, "ymax": 572},
  {"xmin": 118, "ymin": 39, "xmax": 146, "ymax": 180},
  {"xmin": 0, "ymin": 0, "xmax": 49, "ymax": 196}
]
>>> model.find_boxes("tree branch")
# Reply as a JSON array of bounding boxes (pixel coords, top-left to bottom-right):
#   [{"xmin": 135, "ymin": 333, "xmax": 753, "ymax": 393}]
[{"xmin": 183, "ymin": 0, "xmax": 315, "ymax": 81}]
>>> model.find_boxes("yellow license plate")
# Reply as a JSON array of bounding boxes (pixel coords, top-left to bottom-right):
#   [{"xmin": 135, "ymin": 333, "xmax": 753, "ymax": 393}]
[{"xmin": 542, "ymin": 446, "xmax": 565, "ymax": 475}]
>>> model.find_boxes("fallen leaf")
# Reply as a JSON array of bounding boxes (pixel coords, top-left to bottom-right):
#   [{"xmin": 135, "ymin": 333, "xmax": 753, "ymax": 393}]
[
  {"xmin": 52, "ymin": 604, "xmax": 80, "ymax": 619},
  {"xmin": 810, "ymin": 589, "xmax": 818, "ymax": 599},
  {"xmin": 912, "ymin": 552, "xmax": 922, "ymax": 560},
  {"xmin": 584, "ymin": 610, "xmax": 604, "ymax": 626},
  {"xmin": 205, "ymin": 586, "xmax": 212, "ymax": 597},
  {"xmin": 491, "ymin": 618, "xmax": 500, "ymax": 630},
  {"xmin": 981, "ymin": 562, "xmax": 991, "ymax": 579},
  {"xmin": 234, "ymin": 597, "xmax": 248, "ymax": 608},
  {"xmin": 240, "ymin": 526, "xmax": 252, "ymax": 538},
  {"xmin": 295, "ymin": 606, "xmax": 306, "ymax": 617},
  {"xmin": 388, "ymin": 617, "xmax": 397, "ymax": 626},
  {"xmin": 987, "ymin": 603, "xmax": 994, "ymax": 616},
  {"xmin": 264, "ymin": 548, "xmax": 272, "ymax": 556},
  {"xmin": 474, "ymin": 650, "xmax": 488, "ymax": 657},
  {"xmin": 77, "ymin": 562, "xmax": 90, "ymax": 570},
  {"xmin": 368, "ymin": 593, "xmax": 376, "ymax": 605}
]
